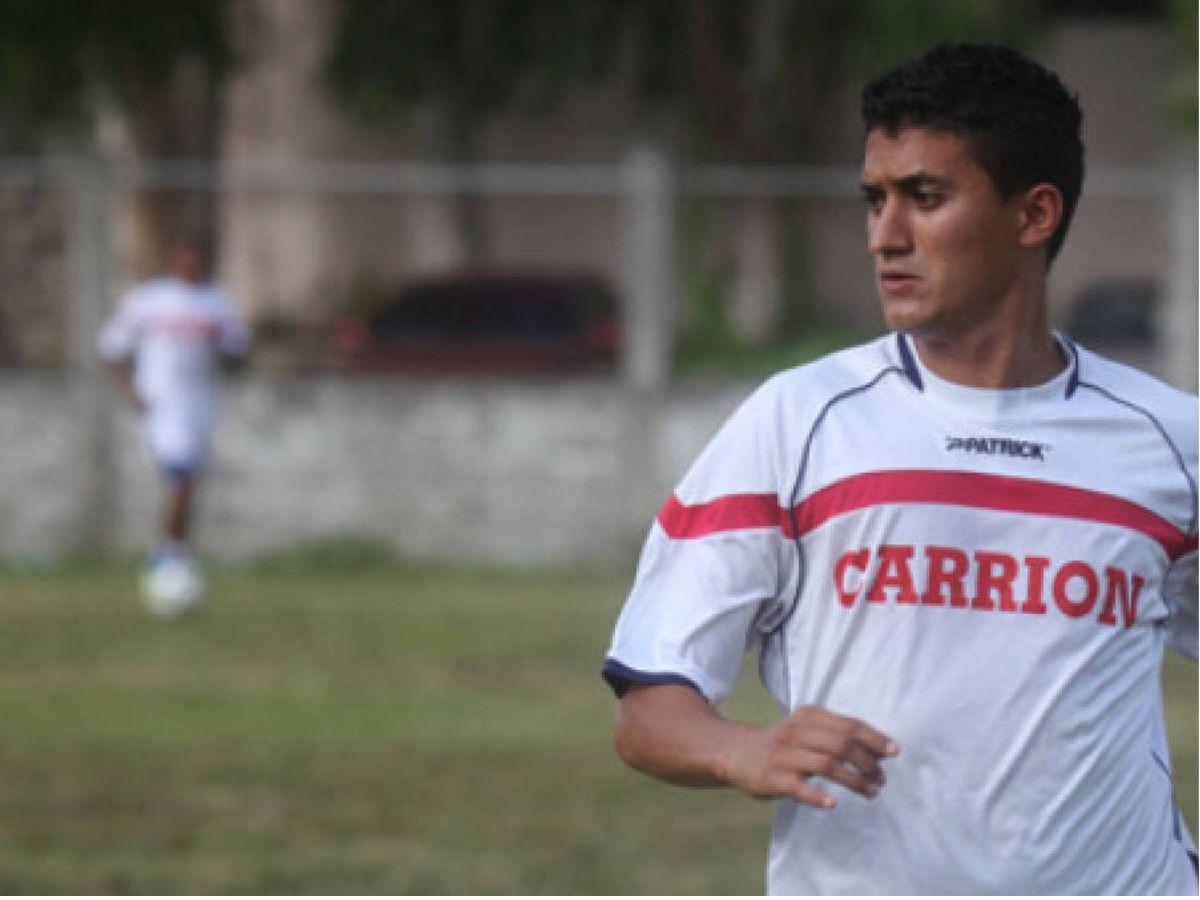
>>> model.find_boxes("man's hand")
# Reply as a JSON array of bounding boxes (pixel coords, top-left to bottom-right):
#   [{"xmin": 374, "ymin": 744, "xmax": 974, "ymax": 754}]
[
  {"xmin": 613, "ymin": 684, "xmax": 899, "ymax": 810},
  {"xmin": 105, "ymin": 361, "xmax": 147, "ymax": 414},
  {"xmin": 717, "ymin": 704, "xmax": 898, "ymax": 809}
]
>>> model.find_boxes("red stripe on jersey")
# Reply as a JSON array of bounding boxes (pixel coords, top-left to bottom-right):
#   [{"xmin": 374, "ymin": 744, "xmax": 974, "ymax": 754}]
[
  {"xmin": 659, "ymin": 470, "xmax": 1192, "ymax": 560},
  {"xmin": 657, "ymin": 492, "xmax": 785, "ymax": 539},
  {"xmin": 796, "ymin": 470, "xmax": 1192, "ymax": 560}
]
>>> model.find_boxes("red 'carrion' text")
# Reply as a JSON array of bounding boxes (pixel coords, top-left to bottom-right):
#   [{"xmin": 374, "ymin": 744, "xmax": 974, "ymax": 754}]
[{"xmin": 834, "ymin": 544, "xmax": 1145, "ymax": 628}]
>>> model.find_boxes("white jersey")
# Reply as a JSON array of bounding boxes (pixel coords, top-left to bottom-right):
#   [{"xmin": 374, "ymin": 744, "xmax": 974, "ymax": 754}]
[
  {"xmin": 604, "ymin": 334, "xmax": 1198, "ymax": 895},
  {"xmin": 98, "ymin": 276, "xmax": 249, "ymax": 472}
]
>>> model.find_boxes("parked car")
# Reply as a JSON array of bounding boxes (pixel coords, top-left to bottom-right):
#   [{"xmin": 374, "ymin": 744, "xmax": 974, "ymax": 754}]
[
  {"xmin": 330, "ymin": 272, "xmax": 620, "ymax": 375},
  {"xmin": 1065, "ymin": 278, "xmax": 1158, "ymax": 346},
  {"xmin": 1063, "ymin": 278, "xmax": 1159, "ymax": 373}
]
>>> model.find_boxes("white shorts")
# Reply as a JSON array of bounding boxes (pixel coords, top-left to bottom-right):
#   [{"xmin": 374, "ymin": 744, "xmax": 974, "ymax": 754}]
[{"xmin": 143, "ymin": 405, "xmax": 213, "ymax": 480}]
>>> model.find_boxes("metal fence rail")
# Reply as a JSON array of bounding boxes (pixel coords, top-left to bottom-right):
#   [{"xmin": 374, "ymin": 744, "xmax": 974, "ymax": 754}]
[
  {"xmin": 0, "ymin": 155, "xmax": 1179, "ymax": 197},
  {"xmin": 0, "ymin": 152, "xmax": 1193, "ymax": 391}
]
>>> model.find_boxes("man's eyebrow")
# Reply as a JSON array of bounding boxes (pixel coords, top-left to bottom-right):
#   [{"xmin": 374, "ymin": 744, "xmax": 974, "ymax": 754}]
[
  {"xmin": 859, "ymin": 172, "xmax": 953, "ymax": 192},
  {"xmin": 896, "ymin": 172, "xmax": 952, "ymax": 190}
]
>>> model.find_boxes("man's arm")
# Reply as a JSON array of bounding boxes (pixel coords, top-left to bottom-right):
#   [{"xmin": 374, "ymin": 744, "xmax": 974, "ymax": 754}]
[
  {"xmin": 211, "ymin": 290, "xmax": 251, "ymax": 373},
  {"xmin": 104, "ymin": 360, "xmax": 146, "ymax": 413},
  {"xmin": 613, "ymin": 684, "xmax": 898, "ymax": 809}
]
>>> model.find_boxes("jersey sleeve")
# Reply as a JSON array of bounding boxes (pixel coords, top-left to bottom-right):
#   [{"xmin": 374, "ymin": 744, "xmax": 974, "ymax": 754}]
[
  {"xmin": 96, "ymin": 292, "xmax": 143, "ymax": 362},
  {"xmin": 603, "ymin": 378, "xmax": 793, "ymax": 704}
]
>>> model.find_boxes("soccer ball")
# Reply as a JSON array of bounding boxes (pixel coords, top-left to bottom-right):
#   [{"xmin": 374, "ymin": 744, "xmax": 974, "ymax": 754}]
[{"xmin": 141, "ymin": 556, "xmax": 206, "ymax": 618}]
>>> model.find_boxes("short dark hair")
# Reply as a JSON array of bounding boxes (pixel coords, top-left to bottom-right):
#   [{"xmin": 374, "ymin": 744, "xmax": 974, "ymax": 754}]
[
  {"xmin": 171, "ymin": 227, "xmax": 214, "ymax": 260},
  {"xmin": 861, "ymin": 43, "xmax": 1084, "ymax": 264}
]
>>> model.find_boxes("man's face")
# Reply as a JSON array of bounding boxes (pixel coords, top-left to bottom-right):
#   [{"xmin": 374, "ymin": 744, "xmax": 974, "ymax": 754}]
[
  {"xmin": 860, "ymin": 127, "xmax": 1025, "ymax": 339},
  {"xmin": 171, "ymin": 242, "xmax": 209, "ymax": 284}
]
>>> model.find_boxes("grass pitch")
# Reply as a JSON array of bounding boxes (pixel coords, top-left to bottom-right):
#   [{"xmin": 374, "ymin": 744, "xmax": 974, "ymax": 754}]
[{"xmin": 0, "ymin": 553, "xmax": 1194, "ymax": 893}]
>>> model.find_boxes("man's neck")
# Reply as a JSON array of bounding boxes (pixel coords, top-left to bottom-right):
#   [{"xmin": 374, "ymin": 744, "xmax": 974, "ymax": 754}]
[
  {"xmin": 913, "ymin": 328, "xmax": 1065, "ymax": 390},
  {"xmin": 910, "ymin": 281, "xmax": 1065, "ymax": 389}
]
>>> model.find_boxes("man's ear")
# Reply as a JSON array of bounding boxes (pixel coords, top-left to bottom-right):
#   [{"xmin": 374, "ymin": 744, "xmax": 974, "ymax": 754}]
[{"xmin": 1016, "ymin": 183, "xmax": 1064, "ymax": 252}]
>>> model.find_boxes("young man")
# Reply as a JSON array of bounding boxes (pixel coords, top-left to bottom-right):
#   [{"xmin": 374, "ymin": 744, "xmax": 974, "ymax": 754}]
[
  {"xmin": 99, "ymin": 233, "xmax": 250, "ymax": 590},
  {"xmin": 603, "ymin": 44, "xmax": 1197, "ymax": 894}
]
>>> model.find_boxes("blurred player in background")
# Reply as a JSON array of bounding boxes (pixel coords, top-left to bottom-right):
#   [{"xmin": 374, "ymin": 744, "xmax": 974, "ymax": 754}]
[
  {"xmin": 603, "ymin": 43, "xmax": 1197, "ymax": 894},
  {"xmin": 98, "ymin": 232, "xmax": 250, "ymax": 604}
]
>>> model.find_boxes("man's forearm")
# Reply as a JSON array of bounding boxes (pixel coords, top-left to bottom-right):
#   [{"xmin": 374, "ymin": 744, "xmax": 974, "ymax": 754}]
[
  {"xmin": 612, "ymin": 682, "xmax": 897, "ymax": 809},
  {"xmin": 613, "ymin": 684, "xmax": 758, "ymax": 789},
  {"xmin": 105, "ymin": 362, "xmax": 144, "ymax": 412}
]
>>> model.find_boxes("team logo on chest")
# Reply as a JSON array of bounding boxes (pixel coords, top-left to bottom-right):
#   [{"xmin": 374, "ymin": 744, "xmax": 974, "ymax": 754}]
[
  {"xmin": 834, "ymin": 543, "xmax": 1145, "ymax": 628},
  {"xmin": 945, "ymin": 436, "xmax": 1049, "ymax": 460}
]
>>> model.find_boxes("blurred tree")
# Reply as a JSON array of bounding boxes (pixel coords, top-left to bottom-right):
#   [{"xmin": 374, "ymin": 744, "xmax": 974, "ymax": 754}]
[
  {"xmin": 0, "ymin": 0, "xmax": 234, "ymax": 271},
  {"xmin": 326, "ymin": 0, "xmax": 1038, "ymax": 340},
  {"xmin": 0, "ymin": 0, "xmax": 232, "ymax": 153},
  {"xmin": 612, "ymin": 0, "xmax": 1036, "ymax": 344},
  {"xmin": 327, "ymin": 0, "xmax": 622, "ymax": 260},
  {"xmin": 327, "ymin": 0, "xmax": 1029, "ymax": 169},
  {"xmin": 1163, "ymin": 0, "xmax": 1197, "ymax": 130}
]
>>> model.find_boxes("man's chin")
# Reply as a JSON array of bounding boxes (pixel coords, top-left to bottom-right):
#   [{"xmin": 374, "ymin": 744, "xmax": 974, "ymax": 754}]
[{"xmin": 880, "ymin": 302, "xmax": 926, "ymax": 335}]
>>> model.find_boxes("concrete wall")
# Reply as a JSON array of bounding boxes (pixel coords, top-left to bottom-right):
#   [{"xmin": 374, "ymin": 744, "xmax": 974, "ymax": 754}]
[
  {"xmin": 3, "ymin": 373, "xmax": 753, "ymax": 567},
  {"xmin": 0, "ymin": 377, "xmax": 100, "ymax": 560}
]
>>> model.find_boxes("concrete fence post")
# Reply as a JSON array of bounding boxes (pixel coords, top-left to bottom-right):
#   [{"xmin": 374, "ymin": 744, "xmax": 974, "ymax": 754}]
[
  {"xmin": 64, "ymin": 153, "xmax": 117, "ymax": 554},
  {"xmin": 1162, "ymin": 166, "xmax": 1198, "ymax": 392},
  {"xmin": 620, "ymin": 144, "xmax": 677, "ymax": 393},
  {"xmin": 65, "ymin": 155, "xmax": 112, "ymax": 376}
]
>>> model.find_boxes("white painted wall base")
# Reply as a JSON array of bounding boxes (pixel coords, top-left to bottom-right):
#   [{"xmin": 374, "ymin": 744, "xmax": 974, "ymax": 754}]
[{"xmin": 3, "ymin": 374, "xmax": 752, "ymax": 568}]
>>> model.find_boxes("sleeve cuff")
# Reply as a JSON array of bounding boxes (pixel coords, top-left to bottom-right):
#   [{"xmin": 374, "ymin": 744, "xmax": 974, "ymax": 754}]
[{"xmin": 601, "ymin": 657, "xmax": 706, "ymax": 699}]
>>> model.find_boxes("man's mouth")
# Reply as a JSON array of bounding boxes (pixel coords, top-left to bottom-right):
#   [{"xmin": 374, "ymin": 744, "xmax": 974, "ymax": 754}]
[{"xmin": 878, "ymin": 272, "xmax": 920, "ymax": 295}]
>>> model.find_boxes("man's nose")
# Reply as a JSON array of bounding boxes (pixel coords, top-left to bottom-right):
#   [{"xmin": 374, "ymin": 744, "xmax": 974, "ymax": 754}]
[{"xmin": 867, "ymin": 199, "xmax": 913, "ymax": 257}]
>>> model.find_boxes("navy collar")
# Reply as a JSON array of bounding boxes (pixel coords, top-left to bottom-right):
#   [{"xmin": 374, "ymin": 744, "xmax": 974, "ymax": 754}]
[
  {"xmin": 895, "ymin": 333, "xmax": 923, "ymax": 390},
  {"xmin": 895, "ymin": 333, "xmax": 1080, "ymax": 399}
]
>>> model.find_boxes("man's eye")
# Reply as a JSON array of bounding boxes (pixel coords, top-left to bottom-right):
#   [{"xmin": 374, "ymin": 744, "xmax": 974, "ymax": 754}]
[{"xmin": 913, "ymin": 192, "xmax": 942, "ymax": 208}]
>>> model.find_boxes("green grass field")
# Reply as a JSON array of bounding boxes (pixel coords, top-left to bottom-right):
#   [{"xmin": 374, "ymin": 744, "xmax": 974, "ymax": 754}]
[{"xmin": 0, "ymin": 553, "xmax": 1194, "ymax": 893}]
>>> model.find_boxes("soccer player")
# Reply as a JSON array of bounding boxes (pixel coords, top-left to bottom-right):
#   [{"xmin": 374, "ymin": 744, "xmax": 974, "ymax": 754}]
[
  {"xmin": 602, "ymin": 43, "xmax": 1197, "ymax": 894},
  {"xmin": 98, "ymin": 232, "xmax": 250, "ymax": 581}
]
